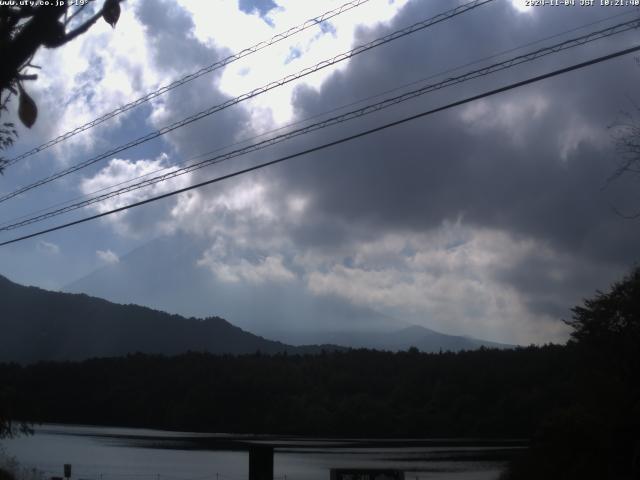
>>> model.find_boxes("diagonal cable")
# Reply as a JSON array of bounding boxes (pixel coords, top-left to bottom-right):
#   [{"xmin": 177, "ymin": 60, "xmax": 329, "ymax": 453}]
[
  {"xmin": 2, "ymin": 16, "xmax": 638, "ymax": 231},
  {"xmin": 2, "ymin": 43, "xmax": 639, "ymax": 247},
  {"xmin": 3, "ymin": 0, "xmax": 372, "ymax": 168},
  {"xmin": 4, "ymin": 6, "xmax": 629, "ymax": 230},
  {"xmin": 0, "ymin": 0, "xmax": 495, "ymax": 204}
]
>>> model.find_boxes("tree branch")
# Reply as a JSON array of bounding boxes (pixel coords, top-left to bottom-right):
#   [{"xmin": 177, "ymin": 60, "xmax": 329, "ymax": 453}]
[
  {"xmin": 64, "ymin": 3, "xmax": 89, "ymax": 26},
  {"xmin": 59, "ymin": 7, "xmax": 104, "ymax": 45}
]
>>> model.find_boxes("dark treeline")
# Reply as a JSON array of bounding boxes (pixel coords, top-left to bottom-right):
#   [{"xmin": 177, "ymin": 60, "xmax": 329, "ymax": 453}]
[
  {"xmin": 1, "ymin": 267, "xmax": 638, "ymax": 479},
  {"xmin": 0, "ymin": 345, "xmax": 574, "ymax": 437}
]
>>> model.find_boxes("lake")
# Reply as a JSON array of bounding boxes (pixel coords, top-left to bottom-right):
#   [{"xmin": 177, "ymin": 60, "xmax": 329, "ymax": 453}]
[{"xmin": 1, "ymin": 425, "xmax": 524, "ymax": 480}]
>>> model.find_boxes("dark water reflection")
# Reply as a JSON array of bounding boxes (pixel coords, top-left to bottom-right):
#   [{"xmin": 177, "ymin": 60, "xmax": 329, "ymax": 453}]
[{"xmin": 2, "ymin": 425, "xmax": 524, "ymax": 480}]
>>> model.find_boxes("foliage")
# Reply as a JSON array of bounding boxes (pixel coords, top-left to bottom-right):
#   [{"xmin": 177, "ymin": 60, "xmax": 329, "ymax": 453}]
[
  {"xmin": 0, "ymin": 451, "xmax": 44, "ymax": 480},
  {"xmin": 0, "ymin": 346, "xmax": 574, "ymax": 438},
  {"xmin": 567, "ymin": 266, "xmax": 640, "ymax": 355},
  {"xmin": 0, "ymin": 469, "xmax": 13, "ymax": 480},
  {"xmin": 1, "ymin": 269, "xmax": 638, "ymax": 474},
  {"xmin": 0, "ymin": 385, "xmax": 31, "ymax": 440},
  {"xmin": 0, "ymin": 0, "xmax": 122, "ymax": 172},
  {"xmin": 502, "ymin": 267, "xmax": 640, "ymax": 480},
  {"xmin": 609, "ymin": 105, "xmax": 640, "ymax": 218}
]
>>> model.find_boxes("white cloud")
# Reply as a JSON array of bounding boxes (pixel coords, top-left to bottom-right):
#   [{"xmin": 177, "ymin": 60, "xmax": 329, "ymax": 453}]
[
  {"xmin": 5, "ymin": 0, "xmax": 630, "ymax": 350},
  {"xmin": 97, "ymin": 249, "xmax": 120, "ymax": 264},
  {"xmin": 37, "ymin": 241, "xmax": 61, "ymax": 255},
  {"xmin": 78, "ymin": 154, "xmax": 193, "ymax": 237},
  {"xmin": 557, "ymin": 114, "xmax": 607, "ymax": 161},
  {"xmin": 198, "ymin": 251, "xmax": 295, "ymax": 284},
  {"xmin": 158, "ymin": 175, "xmax": 579, "ymax": 345},
  {"xmin": 27, "ymin": 1, "xmax": 162, "ymax": 161},
  {"xmin": 302, "ymin": 225, "xmax": 571, "ymax": 345},
  {"xmin": 510, "ymin": 0, "xmax": 534, "ymax": 13},
  {"xmin": 167, "ymin": 179, "xmax": 291, "ymax": 249},
  {"xmin": 81, "ymin": 154, "xmax": 186, "ymax": 204},
  {"xmin": 460, "ymin": 89, "xmax": 608, "ymax": 160},
  {"xmin": 460, "ymin": 93, "xmax": 550, "ymax": 146},
  {"xmin": 176, "ymin": 0, "xmax": 409, "ymax": 124}
]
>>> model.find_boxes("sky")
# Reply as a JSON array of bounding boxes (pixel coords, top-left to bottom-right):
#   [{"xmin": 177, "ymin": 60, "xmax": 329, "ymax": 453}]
[{"xmin": 1, "ymin": 0, "xmax": 639, "ymax": 345}]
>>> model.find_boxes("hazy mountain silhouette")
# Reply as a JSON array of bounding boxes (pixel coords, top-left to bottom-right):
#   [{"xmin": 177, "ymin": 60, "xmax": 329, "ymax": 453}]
[
  {"xmin": 0, "ymin": 274, "xmax": 338, "ymax": 363},
  {"xmin": 277, "ymin": 324, "xmax": 513, "ymax": 352},
  {"xmin": 63, "ymin": 235, "xmax": 513, "ymax": 351},
  {"xmin": 370, "ymin": 324, "xmax": 513, "ymax": 351},
  {"xmin": 1, "ymin": 272, "xmax": 510, "ymax": 363},
  {"xmin": 64, "ymin": 234, "xmax": 405, "ymax": 336}
]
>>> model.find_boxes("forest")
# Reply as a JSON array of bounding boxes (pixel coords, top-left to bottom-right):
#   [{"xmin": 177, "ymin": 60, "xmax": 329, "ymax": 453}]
[
  {"xmin": 0, "ymin": 345, "xmax": 572, "ymax": 438},
  {"xmin": 0, "ymin": 267, "xmax": 639, "ymax": 479}
]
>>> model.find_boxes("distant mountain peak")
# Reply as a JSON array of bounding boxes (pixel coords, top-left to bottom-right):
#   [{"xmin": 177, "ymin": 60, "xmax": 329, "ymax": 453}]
[{"xmin": 398, "ymin": 324, "xmax": 438, "ymax": 335}]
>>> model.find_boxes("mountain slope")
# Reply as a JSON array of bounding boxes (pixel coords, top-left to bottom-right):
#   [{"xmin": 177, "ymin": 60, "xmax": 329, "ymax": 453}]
[
  {"xmin": 0, "ymin": 274, "xmax": 328, "ymax": 363},
  {"xmin": 64, "ymin": 234, "xmax": 403, "ymax": 338},
  {"xmin": 388, "ymin": 325, "xmax": 513, "ymax": 351},
  {"xmin": 278, "ymin": 325, "xmax": 513, "ymax": 352},
  {"xmin": 62, "ymin": 235, "xmax": 512, "ymax": 352}
]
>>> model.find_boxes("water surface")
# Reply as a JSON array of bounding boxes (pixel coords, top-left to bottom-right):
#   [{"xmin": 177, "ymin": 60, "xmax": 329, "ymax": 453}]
[{"xmin": 1, "ymin": 425, "xmax": 523, "ymax": 480}]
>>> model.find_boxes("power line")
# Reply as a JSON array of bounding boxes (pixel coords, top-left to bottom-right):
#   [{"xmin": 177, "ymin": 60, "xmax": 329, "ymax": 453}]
[
  {"xmin": 1, "ymin": 43, "xmax": 638, "ymax": 247},
  {"xmin": 4, "ymin": 6, "xmax": 630, "ymax": 230},
  {"xmin": 0, "ymin": 0, "xmax": 495, "ymax": 205},
  {"xmin": 2, "ymin": 0, "xmax": 373, "ymax": 168},
  {"xmin": 2, "ymin": 17, "xmax": 637, "ymax": 232},
  {"xmin": 3, "ymin": 7, "xmax": 636, "ymax": 233}
]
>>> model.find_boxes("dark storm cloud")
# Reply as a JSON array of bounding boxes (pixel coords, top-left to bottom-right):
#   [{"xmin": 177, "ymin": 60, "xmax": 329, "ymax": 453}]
[
  {"xmin": 91, "ymin": 0, "xmax": 640, "ymax": 332},
  {"xmin": 491, "ymin": 246, "xmax": 621, "ymax": 319},
  {"xmin": 249, "ymin": 0, "xmax": 640, "ymax": 313},
  {"xmin": 82, "ymin": 0, "xmax": 254, "ymax": 236},
  {"xmin": 136, "ymin": 0, "xmax": 225, "ymax": 74},
  {"xmin": 136, "ymin": 0, "xmax": 253, "ymax": 159}
]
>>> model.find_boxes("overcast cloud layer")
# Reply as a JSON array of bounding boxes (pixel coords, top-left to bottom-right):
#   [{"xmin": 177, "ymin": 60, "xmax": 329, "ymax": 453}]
[{"xmin": 1, "ymin": 0, "xmax": 639, "ymax": 344}]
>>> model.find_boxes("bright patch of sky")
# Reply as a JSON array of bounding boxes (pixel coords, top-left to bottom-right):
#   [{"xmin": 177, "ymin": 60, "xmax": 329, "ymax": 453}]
[
  {"xmin": 510, "ymin": 0, "xmax": 533, "ymax": 13},
  {"xmin": 177, "ymin": 0, "xmax": 409, "ymax": 123},
  {"xmin": 97, "ymin": 249, "xmax": 120, "ymax": 265}
]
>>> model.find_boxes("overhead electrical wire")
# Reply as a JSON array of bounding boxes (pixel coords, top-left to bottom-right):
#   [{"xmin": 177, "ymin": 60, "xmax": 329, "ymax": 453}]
[
  {"xmin": 2, "ymin": 0, "xmax": 373, "ymax": 168},
  {"xmin": 0, "ymin": 0, "xmax": 495, "ymax": 205},
  {"xmin": 1, "ymin": 17, "xmax": 637, "ymax": 232},
  {"xmin": 1, "ymin": 7, "xmax": 634, "ymax": 228},
  {"xmin": 19, "ymin": 0, "xmax": 617, "ymax": 230},
  {"xmin": 1, "ymin": 43, "xmax": 639, "ymax": 247},
  {"xmin": 9, "ymin": 8, "xmax": 635, "ymax": 223},
  {"xmin": 4, "ymin": 5, "xmax": 629, "ymax": 230}
]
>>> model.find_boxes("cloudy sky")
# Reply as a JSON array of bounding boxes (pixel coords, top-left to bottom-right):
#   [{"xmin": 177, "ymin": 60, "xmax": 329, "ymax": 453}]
[{"xmin": 1, "ymin": 0, "xmax": 639, "ymax": 345}]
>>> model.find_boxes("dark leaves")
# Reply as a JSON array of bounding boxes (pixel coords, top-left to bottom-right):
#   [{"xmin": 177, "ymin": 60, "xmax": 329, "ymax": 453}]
[
  {"xmin": 0, "ymin": 123, "xmax": 17, "ymax": 175},
  {"xmin": 17, "ymin": 85, "xmax": 37, "ymax": 129},
  {"xmin": 0, "ymin": 123, "xmax": 17, "ymax": 147},
  {"xmin": 102, "ymin": 0, "xmax": 121, "ymax": 28},
  {"xmin": 42, "ymin": 20, "xmax": 66, "ymax": 48}
]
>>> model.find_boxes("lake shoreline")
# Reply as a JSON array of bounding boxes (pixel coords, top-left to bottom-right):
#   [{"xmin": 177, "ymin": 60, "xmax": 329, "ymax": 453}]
[
  {"xmin": 31, "ymin": 422, "xmax": 529, "ymax": 451},
  {"xmin": 2, "ymin": 423, "xmax": 521, "ymax": 480}
]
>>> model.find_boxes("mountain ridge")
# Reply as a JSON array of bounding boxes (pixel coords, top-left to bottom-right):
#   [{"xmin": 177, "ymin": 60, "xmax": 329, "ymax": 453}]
[
  {"xmin": 63, "ymin": 234, "xmax": 405, "ymax": 336},
  {"xmin": 274, "ymin": 324, "xmax": 514, "ymax": 352},
  {"xmin": 0, "ymin": 273, "xmax": 340, "ymax": 363},
  {"xmin": 0, "ymin": 273, "xmax": 512, "ymax": 363}
]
